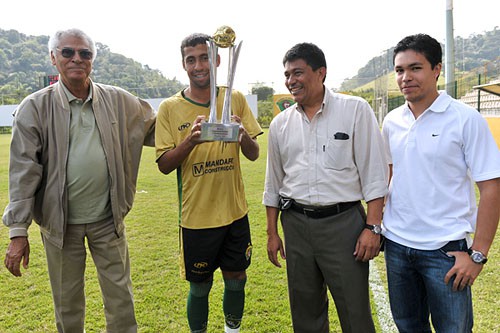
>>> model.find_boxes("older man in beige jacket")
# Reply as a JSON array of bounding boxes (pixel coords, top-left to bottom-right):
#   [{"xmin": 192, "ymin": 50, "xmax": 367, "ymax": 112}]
[{"xmin": 3, "ymin": 28, "xmax": 155, "ymax": 333}]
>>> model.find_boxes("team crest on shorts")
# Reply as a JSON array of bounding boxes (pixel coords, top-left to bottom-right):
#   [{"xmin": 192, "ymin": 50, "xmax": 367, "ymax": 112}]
[{"xmin": 245, "ymin": 243, "xmax": 253, "ymax": 261}]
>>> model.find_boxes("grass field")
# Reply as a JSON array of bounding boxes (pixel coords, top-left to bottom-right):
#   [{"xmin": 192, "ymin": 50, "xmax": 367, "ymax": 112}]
[{"xmin": 0, "ymin": 132, "xmax": 499, "ymax": 332}]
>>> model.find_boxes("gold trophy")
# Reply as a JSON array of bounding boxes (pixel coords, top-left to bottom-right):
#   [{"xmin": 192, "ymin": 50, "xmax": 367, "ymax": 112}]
[{"xmin": 200, "ymin": 26, "xmax": 242, "ymax": 142}]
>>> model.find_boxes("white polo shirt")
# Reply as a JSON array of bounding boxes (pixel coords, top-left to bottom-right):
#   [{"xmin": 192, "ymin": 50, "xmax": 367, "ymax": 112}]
[{"xmin": 382, "ymin": 91, "xmax": 500, "ymax": 250}]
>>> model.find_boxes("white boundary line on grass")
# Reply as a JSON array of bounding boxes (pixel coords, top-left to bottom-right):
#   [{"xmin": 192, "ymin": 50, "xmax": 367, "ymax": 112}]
[{"xmin": 369, "ymin": 261, "xmax": 398, "ymax": 332}]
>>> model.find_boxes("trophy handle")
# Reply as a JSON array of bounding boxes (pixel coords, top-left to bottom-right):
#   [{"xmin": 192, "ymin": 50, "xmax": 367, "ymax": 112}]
[
  {"xmin": 207, "ymin": 40, "xmax": 219, "ymax": 123},
  {"xmin": 222, "ymin": 41, "xmax": 242, "ymax": 124}
]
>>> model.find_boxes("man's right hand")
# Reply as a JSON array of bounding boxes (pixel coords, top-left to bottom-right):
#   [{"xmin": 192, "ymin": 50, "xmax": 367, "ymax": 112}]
[
  {"xmin": 4, "ymin": 236, "xmax": 30, "ymax": 277},
  {"xmin": 189, "ymin": 115, "xmax": 207, "ymax": 145},
  {"xmin": 267, "ymin": 233, "xmax": 286, "ymax": 268}
]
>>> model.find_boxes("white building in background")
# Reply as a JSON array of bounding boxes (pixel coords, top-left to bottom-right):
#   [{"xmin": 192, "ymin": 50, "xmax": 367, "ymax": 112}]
[
  {"xmin": 0, "ymin": 95, "xmax": 259, "ymax": 128},
  {"xmin": 460, "ymin": 89, "xmax": 500, "ymax": 116},
  {"xmin": 0, "ymin": 105, "xmax": 16, "ymax": 127}
]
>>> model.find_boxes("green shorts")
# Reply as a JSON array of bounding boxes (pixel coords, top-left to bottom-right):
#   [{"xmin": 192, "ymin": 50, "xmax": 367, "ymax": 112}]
[{"xmin": 181, "ymin": 215, "xmax": 252, "ymax": 282}]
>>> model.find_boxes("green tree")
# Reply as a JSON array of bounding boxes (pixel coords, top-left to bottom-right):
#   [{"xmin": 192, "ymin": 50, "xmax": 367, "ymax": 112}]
[
  {"xmin": 252, "ymin": 84, "xmax": 275, "ymax": 101},
  {"xmin": 257, "ymin": 100, "xmax": 273, "ymax": 128},
  {"xmin": 0, "ymin": 28, "xmax": 186, "ymax": 104}
]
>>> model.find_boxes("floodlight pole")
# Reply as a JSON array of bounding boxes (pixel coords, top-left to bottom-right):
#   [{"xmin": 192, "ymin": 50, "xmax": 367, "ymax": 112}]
[{"xmin": 445, "ymin": 0, "xmax": 455, "ymax": 97}]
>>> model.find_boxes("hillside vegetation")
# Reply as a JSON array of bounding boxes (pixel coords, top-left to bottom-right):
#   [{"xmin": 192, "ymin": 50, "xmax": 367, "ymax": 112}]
[
  {"xmin": 0, "ymin": 29, "xmax": 186, "ymax": 104},
  {"xmin": 340, "ymin": 27, "xmax": 499, "ymax": 92},
  {"xmin": 1, "ymin": 27, "xmax": 498, "ymax": 107}
]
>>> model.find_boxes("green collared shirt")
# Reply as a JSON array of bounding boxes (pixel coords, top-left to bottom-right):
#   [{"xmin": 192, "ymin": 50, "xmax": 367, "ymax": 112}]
[{"xmin": 61, "ymin": 83, "xmax": 112, "ymax": 224}]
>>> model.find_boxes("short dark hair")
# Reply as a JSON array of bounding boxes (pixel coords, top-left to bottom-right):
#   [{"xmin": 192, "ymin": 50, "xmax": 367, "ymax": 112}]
[
  {"xmin": 393, "ymin": 34, "xmax": 442, "ymax": 69},
  {"xmin": 283, "ymin": 42, "xmax": 327, "ymax": 75},
  {"xmin": 180, "ymin": 33, "xmax": 211, "ymax": 58}
]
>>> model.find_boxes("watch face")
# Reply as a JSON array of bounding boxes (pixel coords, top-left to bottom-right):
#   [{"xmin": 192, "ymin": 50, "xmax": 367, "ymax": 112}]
[
  {"xmin": 364, "ymin": 224, "xmax": 382, "ymax": 235},
  {"xmin": 471, "ymin": 251, "xmax": 487, "ymax": 264}
]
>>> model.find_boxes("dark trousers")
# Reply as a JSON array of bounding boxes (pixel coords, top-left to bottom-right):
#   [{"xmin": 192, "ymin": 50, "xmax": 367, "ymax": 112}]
[{"xmin": 281, "ymin": 204, "xmax": 375, "ymax": 333}]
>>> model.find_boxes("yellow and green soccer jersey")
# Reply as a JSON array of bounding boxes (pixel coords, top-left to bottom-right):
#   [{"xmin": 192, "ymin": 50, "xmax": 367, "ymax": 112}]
[{"xmin": 155, "ymin": 87, "xmax": 263, "ymax": 229}]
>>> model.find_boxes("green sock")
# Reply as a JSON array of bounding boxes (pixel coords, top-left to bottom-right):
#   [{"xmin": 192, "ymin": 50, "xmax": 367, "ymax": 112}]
[
  {"xmin": 223, "ymin": 278, "xmax": 247, "ymax": 329},
  {"xmin": 187, "ymin": 280, "xmax": 213, "ymax": 332}
]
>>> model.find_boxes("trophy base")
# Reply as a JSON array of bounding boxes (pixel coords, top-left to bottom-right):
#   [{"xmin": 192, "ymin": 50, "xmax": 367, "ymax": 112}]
[{"xmin": 200, "ymin": 122, "xmax": 240, "ymax": 142}]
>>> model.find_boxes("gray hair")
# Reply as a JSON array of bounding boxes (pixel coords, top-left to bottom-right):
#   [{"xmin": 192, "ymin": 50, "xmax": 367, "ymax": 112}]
[{"xmin": 48, "ymin": 28, "xmax": 97, "ymax": 62}]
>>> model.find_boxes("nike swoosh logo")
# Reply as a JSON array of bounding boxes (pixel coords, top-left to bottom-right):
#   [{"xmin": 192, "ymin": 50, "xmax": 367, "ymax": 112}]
[{"xmin": 432, "ymin": 134, "xmax": 439, "ymax": 137}]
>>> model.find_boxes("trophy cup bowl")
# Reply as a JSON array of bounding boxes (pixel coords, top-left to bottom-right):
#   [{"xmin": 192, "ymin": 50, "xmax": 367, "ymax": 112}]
[
  {"xmin": 200, "ymin": 26, "xmax": 242, "ymax": 142},
  {"xmin": 213, "ymin": 26, "xmax": 236, "ymax": 48}
]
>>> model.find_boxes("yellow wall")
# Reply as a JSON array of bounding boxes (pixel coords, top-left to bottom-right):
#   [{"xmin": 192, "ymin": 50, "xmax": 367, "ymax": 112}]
[
  {"xmin": 272, "ymin": 94, "xmax": 295, "ymax": 117},
  {"xmin": 485, "ymin": 117, "xmax": 500, "ymax": 149}
]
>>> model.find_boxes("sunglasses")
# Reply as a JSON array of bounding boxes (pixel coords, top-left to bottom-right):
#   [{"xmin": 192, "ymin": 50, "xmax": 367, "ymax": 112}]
[{"xmin": 57, "ymin": 47, "xmax": 93, "ymax": 60}]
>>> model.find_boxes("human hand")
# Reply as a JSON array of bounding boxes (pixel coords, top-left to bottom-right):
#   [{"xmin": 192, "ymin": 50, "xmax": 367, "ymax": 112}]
[
  {"xmin": 231, "ymin": 115, "xmax": 242, "ymax": 125},
  {"xmin": 353, "ymin": 229, "xmax": 381, "ymax": 262},
  {"xmin": 189, "ymin": 115, "xmax": 207, "ymax": 145},
  {"xmin": 4, "ymin": 237, "xmax": 30, "ymax": 277},
  {"xmin": 231, "ymin": 115, "xmax": 248, "ymax": 141},
  {"xmin": 267, "ymin": 233, "xmax": 286, "ymax": 268},
  {"xmin": 445, "ymin": 251, "xmax": 483, "ymax": 291}
]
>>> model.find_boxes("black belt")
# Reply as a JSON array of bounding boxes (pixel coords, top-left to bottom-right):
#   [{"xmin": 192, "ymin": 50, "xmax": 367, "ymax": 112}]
[{"xmin": 289, "ymin": 200, "xmax": 360, "ymax": 219}]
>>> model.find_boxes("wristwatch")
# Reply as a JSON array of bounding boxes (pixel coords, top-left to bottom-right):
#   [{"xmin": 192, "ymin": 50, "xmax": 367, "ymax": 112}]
[
  {"xmin": 364, "ymin": 224, "xmax": 382, "ymax": 235},
  {"xmin": 468, "ymin": 249, "xmax": 488, "ymax": 264}
]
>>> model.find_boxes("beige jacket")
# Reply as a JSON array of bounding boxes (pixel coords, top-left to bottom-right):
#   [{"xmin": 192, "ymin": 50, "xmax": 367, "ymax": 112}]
[{"xmin": 2, "ymin": 80, "xmax": 156, "ymax": 248}]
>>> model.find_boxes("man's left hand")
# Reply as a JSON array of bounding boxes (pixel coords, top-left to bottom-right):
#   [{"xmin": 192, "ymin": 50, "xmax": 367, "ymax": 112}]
[
  {"xmin": 354, "ymin": 229, "xmax": 381, "ymax": 262},
  {"xmin": 445, "ymin": 251, "xmax": 483, "ymax": 291},
  {"xmin": 231, "ymin": 115, "xmax": 247, "ymax": 141}
]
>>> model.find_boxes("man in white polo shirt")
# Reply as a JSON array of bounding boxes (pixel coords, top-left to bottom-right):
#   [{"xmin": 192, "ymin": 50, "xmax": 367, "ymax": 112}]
[{"xmin": 382, "ymin": 33, "xmax": 500, "ymax": 333}]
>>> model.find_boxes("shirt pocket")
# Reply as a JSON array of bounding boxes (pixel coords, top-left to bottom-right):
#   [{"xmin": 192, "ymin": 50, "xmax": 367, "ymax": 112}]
[{"xmin": 323, "ymin": 132, "xmax": 353, "ymax": 170}]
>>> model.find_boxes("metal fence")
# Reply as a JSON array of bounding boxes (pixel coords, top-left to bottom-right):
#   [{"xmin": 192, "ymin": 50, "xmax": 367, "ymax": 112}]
[
  {"xmin": 379, "ymin": 74, "xmax": 500, "ymax": 121},
  {"xmin": 373, "ymin": 58, "xmax": 500, "ymax": 121}
]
